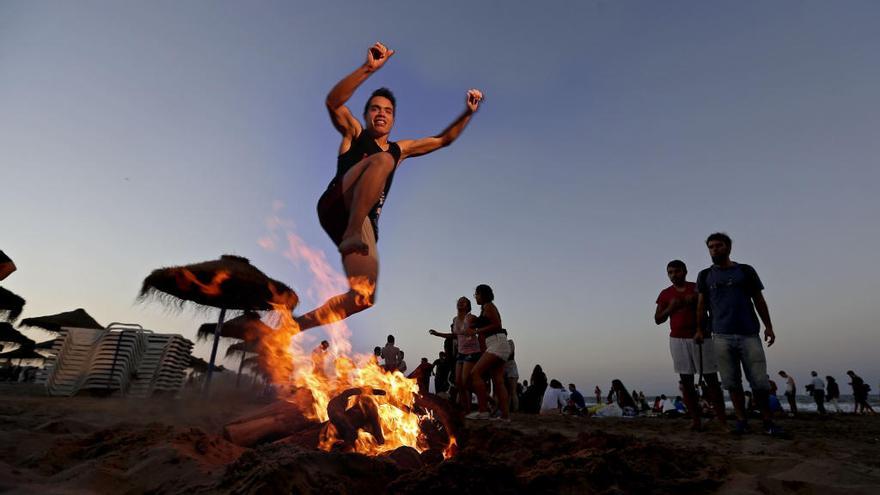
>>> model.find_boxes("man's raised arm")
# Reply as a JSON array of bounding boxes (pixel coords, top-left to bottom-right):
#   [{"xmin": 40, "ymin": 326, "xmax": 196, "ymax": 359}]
[
  {"xmin": 398, "ymin": 89, "xmax": 483, "ymax": 160},
  {"xmin": 326, "ymin": 42, "xmax": 394, "ymax": 136}
]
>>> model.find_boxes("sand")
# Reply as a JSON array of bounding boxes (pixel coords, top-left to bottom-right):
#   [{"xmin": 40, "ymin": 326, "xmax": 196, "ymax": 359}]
[{"xmin": 2, "ymin": 388, "xmax": 880, "ymax": 494}]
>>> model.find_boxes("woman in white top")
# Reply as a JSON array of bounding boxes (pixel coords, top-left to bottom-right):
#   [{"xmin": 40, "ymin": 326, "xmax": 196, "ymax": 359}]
[
  {"xmin": 466, "ymin": 284, "xmax": 511, "ymax": 421},
  {"xmin": 429, "ymin": 297, "xmax": 479, "ymax": 410}
]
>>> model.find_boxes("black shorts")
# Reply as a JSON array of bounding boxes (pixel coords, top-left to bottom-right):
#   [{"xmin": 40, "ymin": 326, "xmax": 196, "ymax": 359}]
[{"xmin": 317, "ymin": 181, "xmax": 346, "ymax": 246}]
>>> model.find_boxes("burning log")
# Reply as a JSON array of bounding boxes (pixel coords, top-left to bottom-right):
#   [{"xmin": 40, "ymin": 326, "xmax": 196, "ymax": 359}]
[
  {"xmin": 223, "ymin": 390, "xmax": 316, "ymax": 447},
  {"xmin": 414, "ymin": 393, "xmax": 462, "ymax": 453},
  {"xmin": 322, "ymin": 388, "xmax": 387, "ymax": 451}
]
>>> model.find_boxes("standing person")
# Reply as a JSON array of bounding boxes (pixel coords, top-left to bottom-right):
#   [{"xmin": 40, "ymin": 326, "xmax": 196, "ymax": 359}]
[
  {"xmin": 594, "ymin": 386, "xmax": 602, "ymax": 405},
  {"xmin": 465, "ymin": 284, "xmax": 511, "ymax": 420},
  {"xmin": 294, "ymin": 42, "xmax": 483, "ymax": 332},
  {"xmin": 809, "ymin": 371, "xmax": 826, "ymax": 415},
  {"xmin": 397, "ymin": 351, "xmax": 408, "ymax": 373},
  {"xmin": 505, "ymin": 339, "xmax": 520, "ymax": 413},
  {"xmin": 371, "ymin": 346, "xmax": 382, "ymax": 366},
  {"xmin": 826, "ymin": 376, "xmax": 842, "ymax": 413},
  {"xmin": 381, "ymin": 335, "xmax": 401, "ymax": 372},
  {"xmin": 778, "ymin": 370, "xmax": 798, "ymax": 416},
  {"xmin": 429, "ymin": 297, "xmax": 479, "ymax": 410},
  {"xmin": 527, "ymin": 366, "xmax": 549, "ymax": 414},
  {"xmin": 408, "ymin": 357, "xmax": 433, "ymax": 394},
  {"xmin": 847, "ymin": 370, "xmax": 875, "ymax": 414},
  {"xmin": 695, "ymin": 233, "xmax": 782, "ymax": 436},
  {"xmin": 311, "ymin": 340, "xmax": 330, "ymax": 377},
  {"xmin": 655, "ymin": 259, "xmax": 727, "ymax": 430},
  {"xmin": 432, "ymin": 351, "xmax": 452, "ymax": 396}
]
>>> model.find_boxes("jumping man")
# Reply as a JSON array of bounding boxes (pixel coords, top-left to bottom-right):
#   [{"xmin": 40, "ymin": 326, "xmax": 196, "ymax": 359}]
[{"xmin": 295, "ymin": 42, "xmax": 483, "ymax": 331}]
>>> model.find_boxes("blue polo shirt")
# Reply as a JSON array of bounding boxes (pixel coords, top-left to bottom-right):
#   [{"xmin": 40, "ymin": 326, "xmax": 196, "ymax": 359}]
[{"xmin": 696, "ymin": 263, "xmax": 764, "ymax": 335}]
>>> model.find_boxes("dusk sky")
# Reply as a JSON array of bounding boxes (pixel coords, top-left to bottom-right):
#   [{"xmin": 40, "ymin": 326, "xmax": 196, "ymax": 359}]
[{"xmin": 2, "ymin": 1, "xmax": 879, "ymax": 393}]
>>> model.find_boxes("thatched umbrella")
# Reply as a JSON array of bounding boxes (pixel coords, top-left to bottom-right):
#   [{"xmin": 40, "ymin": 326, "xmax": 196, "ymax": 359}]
[
  {"xmin": 0, "ymin": 287, "xmax": 26, "ymax": 322},
  {"xmin": 0, "ymin": 344, "xmax": 44, "ymax": 365},
  {"xmin": 0, "ymin": 322, "xmax": 35, "ymax": 347},
  {"xmin": 19, "ymin": 308, "xmax": 103, "ymax": 333},
  {"xmin": 139, "ymin": 255, "xmax": 297, "ymax": 392}
]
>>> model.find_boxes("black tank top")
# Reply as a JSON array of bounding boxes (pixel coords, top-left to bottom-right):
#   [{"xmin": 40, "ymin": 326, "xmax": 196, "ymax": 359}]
[{"xmin": 332, "ymin": 133, "xmax": 402, "ymax": 241}]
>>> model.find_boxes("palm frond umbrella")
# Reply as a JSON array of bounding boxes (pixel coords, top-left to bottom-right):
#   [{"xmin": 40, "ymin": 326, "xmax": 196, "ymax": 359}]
[
  {"xmin": 225, "ymin": 339, "xmax": 261, "ymax": 386},
  {"xmin": 138, "ymin": 255, "xmax": 297, "ymax": 392},
  {"xmin": 0, "ymin": 287, "xmax": 26, "ymax": 322},
  {"xmin": 19, "ymin": 308, "xmax": 103, "ymax": 333},
  {"xmin": 0, "ymin": 344, "xmax": 44, "ymax": 365},
  {"xmin": 196, "ymin": 311, "xmax": 270, "ymax": 342},
  {"xmin": 187, "ymin": 355, "xmax": 227, "ymax": 374},
  {"xmin": 0, "ymin": 322, "xmax": 35, "ymax": 347}
]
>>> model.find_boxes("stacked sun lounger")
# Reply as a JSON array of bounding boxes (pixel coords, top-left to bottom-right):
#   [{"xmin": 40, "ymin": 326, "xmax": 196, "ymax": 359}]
[
  {"xmin": 37, "ymin": 324, "xmax": 193, "ymax": 397},
  {"xmin": 127, "ymin": 334, "xmax": 193, "ymax": 398}
]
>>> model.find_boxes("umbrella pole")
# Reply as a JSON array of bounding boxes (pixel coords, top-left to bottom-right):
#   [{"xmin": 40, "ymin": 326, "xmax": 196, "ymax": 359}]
[
  {"xmin": 204, "ymin": 308, "xmax": 227, "ymax": 392},
  {"xmin": 236, "ymin": 351, "xmax": 246, "ymax": 387}
]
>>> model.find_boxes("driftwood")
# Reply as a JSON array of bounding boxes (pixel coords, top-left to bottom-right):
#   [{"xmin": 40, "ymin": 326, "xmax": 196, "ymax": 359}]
[{"xmin": 223, "ymin": 390, "xmax": 316, "ymax": 447}]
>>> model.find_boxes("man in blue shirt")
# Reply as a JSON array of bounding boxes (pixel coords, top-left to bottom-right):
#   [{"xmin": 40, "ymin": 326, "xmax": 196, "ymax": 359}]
[{"xmin": 695, "ymin": 233, "xmax": 782, "ymax": 436}]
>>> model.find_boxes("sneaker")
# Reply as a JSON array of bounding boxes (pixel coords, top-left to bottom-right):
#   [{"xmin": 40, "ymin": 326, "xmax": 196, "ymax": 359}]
[
  {"xmin": 730, "ymin": 420, "xmax": 750, "ymax": 435},
  {"xmin": 764, "ymin": 423, "xmax": 788, "ymax": 438},
  {"xmin": 465, "ymin": 411, "xmax": 490, "ymax": 420}
]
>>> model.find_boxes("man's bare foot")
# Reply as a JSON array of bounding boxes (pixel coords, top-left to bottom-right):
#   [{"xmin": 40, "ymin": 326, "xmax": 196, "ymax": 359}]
[{"xmin": 338, "ymin": 235, "xmax": 368, "ymax": 256}]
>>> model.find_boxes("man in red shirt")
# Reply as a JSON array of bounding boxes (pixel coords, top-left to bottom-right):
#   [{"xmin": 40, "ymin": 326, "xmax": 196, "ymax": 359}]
[{"xmin": 655, "ymin": 260, "xmax": 726, "ymax": 430}]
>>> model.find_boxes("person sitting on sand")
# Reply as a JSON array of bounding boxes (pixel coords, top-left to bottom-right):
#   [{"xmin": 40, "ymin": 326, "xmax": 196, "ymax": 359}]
[
  {"xmin": 293, "ymin": 42, "xmax": 483, "ymax": 332},
  {"xmin": 566, "ymin": 384, "xmax": 586, "ymax": 414},
  {"xmin": 428, "ymin": 297, "xmax": 479, "ymax": 411},
  {"xmin": 607, "ymin": 379, "xmax": 638, "ymax": 415},
  {"xmin": 541, "ymin": 379, "xmax": 569, "ymax": 415},
  {"xmin": 525, "ymin": 366, "xmax": 548, "ymax": 414}
]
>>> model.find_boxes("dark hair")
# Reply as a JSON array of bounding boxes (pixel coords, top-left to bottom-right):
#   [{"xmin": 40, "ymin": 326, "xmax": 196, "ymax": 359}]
[
  {"xmin": 373, "ymin": 346, "xmax": 381, "ymax": 355},
  {"xmin": 363, "ymin": 87, "xmax": 396, "ymax": 119},
  {"xmin": 667, "ymin": 260, "xmax": 687, "ymax": 272},
  {"xmin": 705, "ymin": 232, "xmax": 732, "ymax": 248},
  {"xmin": 549, "ymin": 379, "xmax": 563, "ymax": 389},
  {"xmin": 458, "ymin": 297, "xmax": 472, "ymax": 313},
  {"xmin": 387, "ymin": 335, "xmax": 395, "ymax": 343},
  {"xmin": 475, "ymin": 284, "xmax": 495, "ymax": 303},
  {"xmin": 321, "ymin": 340, "xmax": 329, "ymax": 346}
]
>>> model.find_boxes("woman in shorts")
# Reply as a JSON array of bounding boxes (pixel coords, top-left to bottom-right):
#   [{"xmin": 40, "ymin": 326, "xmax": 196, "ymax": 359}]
[{"xmin": 429, "ymin": 297, "xmax": 480, "ymax": 411}]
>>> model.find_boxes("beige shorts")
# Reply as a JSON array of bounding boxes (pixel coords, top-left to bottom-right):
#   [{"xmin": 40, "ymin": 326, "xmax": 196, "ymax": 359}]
[
  {"xmin": 670, "ymin": 337, "xmax": 718, "ymax": 375},
  {"xmin": 485, "ymin": 334, "xmax": 511, "ymax": 360}
]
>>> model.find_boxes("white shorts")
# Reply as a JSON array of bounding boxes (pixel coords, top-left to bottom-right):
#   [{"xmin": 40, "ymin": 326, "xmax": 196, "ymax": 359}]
[
  {"xmin": 669, "ymin": 337, "xmax": 718, "ymax": 375},
  {"xmin": 484, "ymin": 334, "xmax": 511, "ymax": 360}
]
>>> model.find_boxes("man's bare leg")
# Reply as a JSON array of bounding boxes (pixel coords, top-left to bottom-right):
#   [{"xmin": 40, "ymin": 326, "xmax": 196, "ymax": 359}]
[
  {"xmin": 296, "ymin": 219, "xmax": 378, "ymax": 331},
  {"xmin": 337, "ymin": 152, "xmax": 395, "ymax": 255}
]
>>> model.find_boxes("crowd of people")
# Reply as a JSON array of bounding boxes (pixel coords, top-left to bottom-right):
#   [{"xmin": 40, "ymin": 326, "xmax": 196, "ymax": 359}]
[{"xmin": 370, "ymin": 232, "xmax": 879, "ymax": 433}]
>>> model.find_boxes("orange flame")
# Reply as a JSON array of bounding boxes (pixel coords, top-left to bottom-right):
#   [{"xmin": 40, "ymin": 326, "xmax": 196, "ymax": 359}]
[
  {"xmin": 256, "ymin": 202, "xmax": 454, "ymax": 457},
  {"xmin": 176, "ymin": 268, "xmax": 229, "ymax": 296}
]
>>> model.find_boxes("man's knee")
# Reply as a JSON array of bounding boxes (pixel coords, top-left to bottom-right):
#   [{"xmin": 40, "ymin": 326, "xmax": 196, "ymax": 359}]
[{"xmin": 367, "ymin": 151, "xmax": 395, "ymax": 171}]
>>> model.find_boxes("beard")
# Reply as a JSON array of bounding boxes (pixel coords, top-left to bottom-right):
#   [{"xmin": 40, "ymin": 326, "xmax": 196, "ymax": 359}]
[{"xmin": 711, "ymin": 254, "xmax": 728, "ymax": 265}]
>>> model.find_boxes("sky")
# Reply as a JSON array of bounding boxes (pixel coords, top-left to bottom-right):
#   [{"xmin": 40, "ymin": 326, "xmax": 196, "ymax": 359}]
[{"xmin": 2, "ymin": 1, "xmax": 879, "ymax": 394}]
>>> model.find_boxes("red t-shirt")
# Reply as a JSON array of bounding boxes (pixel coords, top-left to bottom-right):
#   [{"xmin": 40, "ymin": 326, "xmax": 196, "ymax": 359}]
[{"xmin": 656, "ymin": 282, "xmax": 698, "ymax": 338}]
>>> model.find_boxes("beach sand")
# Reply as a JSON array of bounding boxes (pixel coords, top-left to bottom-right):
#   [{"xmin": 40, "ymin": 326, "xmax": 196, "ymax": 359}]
[{"xmin": 2, "ymin": 389, "xmax": 880, "ymax": 494}]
